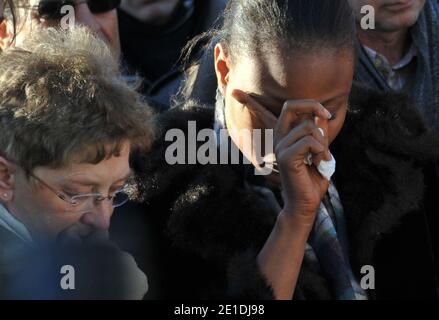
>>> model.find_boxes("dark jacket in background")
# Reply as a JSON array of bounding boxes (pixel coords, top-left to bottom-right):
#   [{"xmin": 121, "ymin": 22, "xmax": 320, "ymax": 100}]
[
  {"xmin": 113, "ymin": 86, "xmax": 439, "ymax": 299},
  {"xmin": 354, "ymin": 0, "xmax": 439, "ymax": 136},
  {"xmin": 118, "ymin": 0, "xmax": 227, "ymax": 109}
]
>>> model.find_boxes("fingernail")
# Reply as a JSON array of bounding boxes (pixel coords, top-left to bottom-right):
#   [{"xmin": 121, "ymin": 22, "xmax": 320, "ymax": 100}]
[
  {"xmin": 318, "ymin": 128, "xmax": 325, "ymax": 137},
  {"xmin": 325, "ymin": 109, "xmax": 332, "ymax": 119}
]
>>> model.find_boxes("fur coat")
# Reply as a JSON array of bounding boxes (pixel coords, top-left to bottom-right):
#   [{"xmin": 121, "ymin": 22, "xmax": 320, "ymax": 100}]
[{"xmin": 119, "ymin": 85, "xmax": 439, "ymax": 299}]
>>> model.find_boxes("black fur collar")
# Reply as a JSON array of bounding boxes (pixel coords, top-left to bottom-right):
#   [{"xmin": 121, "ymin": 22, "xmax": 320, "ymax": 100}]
[{"xmin": 332, "ymin": 86, "xmax": 439, "ymax": 270}]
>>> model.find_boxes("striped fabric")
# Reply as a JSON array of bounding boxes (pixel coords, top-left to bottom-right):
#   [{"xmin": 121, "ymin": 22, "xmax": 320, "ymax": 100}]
[{"xmin": 307, "ymin": 181, "xmax": 368, "ymax": 300}]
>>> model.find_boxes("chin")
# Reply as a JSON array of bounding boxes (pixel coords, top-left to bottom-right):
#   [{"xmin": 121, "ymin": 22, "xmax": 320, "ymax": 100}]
[
  {"xmin": 378, "ymin": 14, "xmax": 419, "ymax": 31},
  {"xmin": 388, "ymin": 6, "xmax": 425, "ymax": 29}
]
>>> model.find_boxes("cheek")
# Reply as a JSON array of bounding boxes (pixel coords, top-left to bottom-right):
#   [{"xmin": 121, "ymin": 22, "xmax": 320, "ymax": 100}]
[
  {"xmin": 224, "ymin": 95, "xmax": 270, "ymax": 167},
  {"xmin": 224, "ymin": 93, "xmax": 266, "ymax": 131},
  {"xmin": 23, "ymin": 189, "xmax": 81, "ymax": 237},
  {"xmin": 45, "ymin": 213, "xmax": 81, "ymax": 238}
]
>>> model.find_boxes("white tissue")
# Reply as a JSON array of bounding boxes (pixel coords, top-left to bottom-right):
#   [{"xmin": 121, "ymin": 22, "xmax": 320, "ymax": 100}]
[
  {"xmin": 303, "ymin": 128, "xmax": 336, "ymax": 180},
  {"xmin": 263, "ymin": 128, "xmax": 336, "ymax": 180}
]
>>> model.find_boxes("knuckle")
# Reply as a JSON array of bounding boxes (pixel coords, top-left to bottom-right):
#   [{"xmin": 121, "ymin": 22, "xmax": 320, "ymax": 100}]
[{"xmin": 303, "ymin": 135, "xmax": 314, "ymax": 145}]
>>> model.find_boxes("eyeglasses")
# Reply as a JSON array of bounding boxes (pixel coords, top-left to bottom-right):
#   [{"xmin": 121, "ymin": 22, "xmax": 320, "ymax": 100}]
[
  {"xmin": 30, "ymin": 172, "xmax": 131, "ymax": 214},
  {"xmin": 31, "ymin": 0, "xmax": 121, "ymax": 20}
]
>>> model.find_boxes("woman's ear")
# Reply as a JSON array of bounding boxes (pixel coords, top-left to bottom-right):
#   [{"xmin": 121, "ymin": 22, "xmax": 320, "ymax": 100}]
[
  {"xmin": 214, "ymin": 43, "xmax": 230, "ymax": 96},
  {"xmin": 0, "ymin": 18, "xmax": 13, "ymax": 50},
  {"xmin": 0, "ymin": 157, "xmax": 15, "ymax": 201}
]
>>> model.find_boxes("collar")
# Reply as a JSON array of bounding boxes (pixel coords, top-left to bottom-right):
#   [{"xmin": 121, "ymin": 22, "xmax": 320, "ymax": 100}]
[
  {"xmin": 0, "ymin": 204, "xmax": 34, "ymax": 246},
  {"xmin": 363, "ymin": 43, "xmax": 417, "ymax": 72}
]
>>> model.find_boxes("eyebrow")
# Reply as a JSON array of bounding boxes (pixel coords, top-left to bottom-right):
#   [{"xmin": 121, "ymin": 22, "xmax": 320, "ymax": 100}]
[
  {"xmin": 113, "ymin": 171, "xmax": 134, "ymax": 184},
  {"xmin": 65, "ymin": 170, "xmax": 134, "ymax": 187}
]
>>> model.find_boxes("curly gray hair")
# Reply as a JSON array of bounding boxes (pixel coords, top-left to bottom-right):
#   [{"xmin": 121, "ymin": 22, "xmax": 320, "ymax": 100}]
[{"xmin": 0, "ymin": 26, "xmax": 155, "ymax": 175}]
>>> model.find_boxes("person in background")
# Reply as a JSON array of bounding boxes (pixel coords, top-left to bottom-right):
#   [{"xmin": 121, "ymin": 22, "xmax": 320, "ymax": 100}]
[
  {"xmin": 118, "ymin": 0, "xmax": 227, "ymax": 108},
  {"xmin": 0, "ymin": 0, "xmax": 121, "ymax": 56},
  {"xmin": 0, "ymin": 26, "xmax": 154, "ymax": 299},
  {"xmin": 349, "ymin": 0, "xmax": 439, "ymax": 136}
]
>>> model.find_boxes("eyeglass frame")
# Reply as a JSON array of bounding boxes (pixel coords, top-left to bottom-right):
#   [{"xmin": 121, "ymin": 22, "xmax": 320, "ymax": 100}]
[{"xmin": 29, "ymin": 171, "xmax": 131, "ymax": 210}]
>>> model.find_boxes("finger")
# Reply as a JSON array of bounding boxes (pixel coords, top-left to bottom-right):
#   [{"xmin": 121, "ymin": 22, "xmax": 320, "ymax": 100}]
[
  {"xmin": 278, "ymin": 135, "xmax": 325, "ymax": 166},
  {"xmin": 275, "ymin": 100, "xmax": 332, "ymax": 142},
  {"xmin": 315, "ymin": 117, "xmax": 330, "ymax": 161},
  {"xmin": 275, "ymin": 119, "xmax": 325, "ymax": 155},
  {"xmin": 232, "ymin": 89, "xmax": 277, "ymax": 128}
]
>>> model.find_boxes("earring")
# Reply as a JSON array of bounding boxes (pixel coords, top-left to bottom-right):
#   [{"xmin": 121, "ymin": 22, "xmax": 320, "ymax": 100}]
[{"xmin": 216, "ymin": 88, "xmax": 225, "ymax": 108}]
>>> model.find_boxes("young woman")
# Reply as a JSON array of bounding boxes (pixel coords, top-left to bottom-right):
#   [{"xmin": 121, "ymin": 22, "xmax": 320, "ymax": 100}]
[{"xmin": 132, "ymin": 0, "xmax": 439, "ymax": 299}]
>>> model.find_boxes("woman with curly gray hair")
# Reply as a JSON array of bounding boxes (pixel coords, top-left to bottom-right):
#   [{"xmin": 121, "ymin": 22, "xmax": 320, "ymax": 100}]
[{"xmin": 0, "ymin": 26, "xmax": 154, "ymax": 299}]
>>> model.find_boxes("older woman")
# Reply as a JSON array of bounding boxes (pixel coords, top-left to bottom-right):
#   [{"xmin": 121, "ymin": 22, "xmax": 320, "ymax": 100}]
[{"xmin": 0, "ymin": 26, "xmax": 154, "ymax": 299}]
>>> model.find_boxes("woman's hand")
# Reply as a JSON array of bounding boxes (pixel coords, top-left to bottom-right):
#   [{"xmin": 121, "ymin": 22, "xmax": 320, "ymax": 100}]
[
  {"xmin": 275, "ymin": 99, "xmax": 332, "ymax": 226},
  {"xmin": 232, "ymin": 90, "xmax": 332, "ymax": 227}
]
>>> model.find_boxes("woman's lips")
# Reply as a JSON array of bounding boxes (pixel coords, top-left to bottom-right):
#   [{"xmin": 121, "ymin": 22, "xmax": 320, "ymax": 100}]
[{"xmin": 385, "ymin": 0, "xmax": 416, "ymax": 12}]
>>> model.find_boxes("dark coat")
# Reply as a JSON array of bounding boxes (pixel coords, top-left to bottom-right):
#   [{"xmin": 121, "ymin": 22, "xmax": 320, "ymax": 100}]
[
  {"xmin": 354, "ymin": 0, "xmax": 439, "ymax": 136},
  {"xmin": 118, "ymin": 0, "xmax": 228, "ymax": 109},
  {"xmin": 123, "ymin": 86, "xmax": 439, "ymax": 299}
]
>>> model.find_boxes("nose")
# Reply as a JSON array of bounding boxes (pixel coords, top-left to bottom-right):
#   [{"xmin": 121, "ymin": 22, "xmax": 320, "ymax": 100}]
[
  {"xmin": 80, "ymin": 200, "xmax": 114, "ymax": 231},
  {"xmin": 74, "ymin": 3, "xmax": 108, "ymax": 42}
]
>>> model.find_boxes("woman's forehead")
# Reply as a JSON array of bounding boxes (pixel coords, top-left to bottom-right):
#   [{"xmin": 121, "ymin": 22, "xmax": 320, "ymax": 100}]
[
  {"xmin": 33, "ymin": 147, "xmax": 132, "ymax": 186},
  {"xmin": 233, "ymin": 51, "xmax": 354, "ymax": 101}
]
